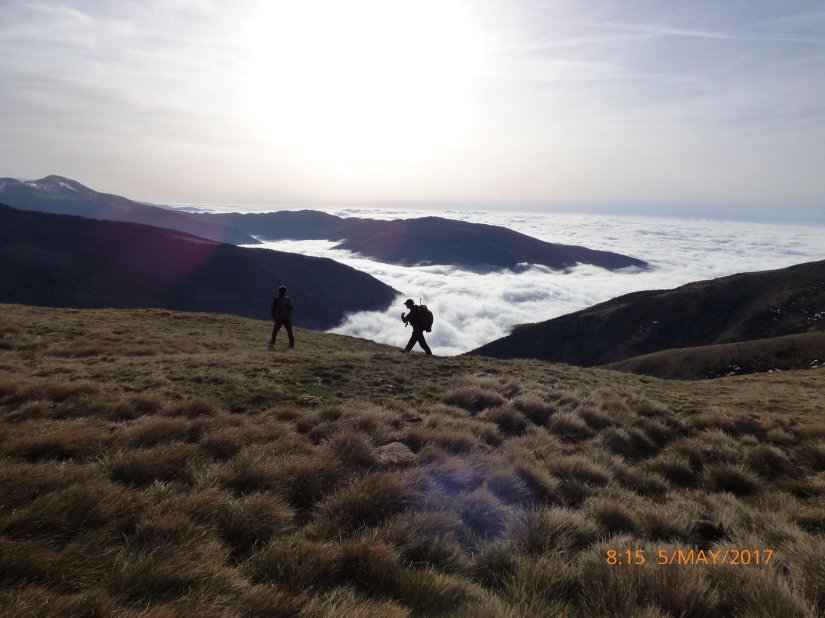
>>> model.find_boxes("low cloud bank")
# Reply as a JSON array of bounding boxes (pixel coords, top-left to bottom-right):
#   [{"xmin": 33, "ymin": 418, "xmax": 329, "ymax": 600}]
[{"xmin": 251, "ymin": 211, "xmax": 825, "ymax": 355}]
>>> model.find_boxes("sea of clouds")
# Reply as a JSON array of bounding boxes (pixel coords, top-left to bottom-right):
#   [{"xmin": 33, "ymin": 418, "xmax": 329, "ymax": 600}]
[{"xmin": 241, "ymin": 209, "xmax": 825, "ymax": 356}]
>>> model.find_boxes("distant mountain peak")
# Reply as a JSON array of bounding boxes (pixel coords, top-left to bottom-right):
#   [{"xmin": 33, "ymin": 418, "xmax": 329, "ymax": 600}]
[
  {"xmin": 10, "ymin": 175, "xmax": 98, "ymax": 200},
  {"xmin": 0, "ymin": 175, "xmax": 258, "ymax": 245}
]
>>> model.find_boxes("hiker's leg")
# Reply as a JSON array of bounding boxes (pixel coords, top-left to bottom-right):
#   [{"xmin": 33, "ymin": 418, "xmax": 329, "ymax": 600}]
[
  {"xmin": 418, "ymin": 333, "xmax": 432, "ymax": 355},
  {"xmin": 404, "ymin": 332, "xmax": 417, "ymax": 352},
  {"xmin": 284, "ymin": 319, "xmax": 295, "ymax": 348},
  {"xmin": 270, "ymin": 320, "xmax": 282, "ymax": 344}
]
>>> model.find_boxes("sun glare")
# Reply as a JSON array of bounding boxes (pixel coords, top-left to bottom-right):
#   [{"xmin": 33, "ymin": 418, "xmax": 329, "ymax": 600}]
[{"xmin": 247, "ymin": 0, "xmax": 484, "ymax": 171}]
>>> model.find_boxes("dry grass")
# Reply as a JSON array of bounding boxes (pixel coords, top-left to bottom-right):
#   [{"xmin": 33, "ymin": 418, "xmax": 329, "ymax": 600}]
[{"xmin": 2, "ymin": 303, "xmax": 825, "ymax": 615}]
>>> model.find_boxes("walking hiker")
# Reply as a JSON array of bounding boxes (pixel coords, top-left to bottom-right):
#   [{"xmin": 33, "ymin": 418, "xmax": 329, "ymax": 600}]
[
  {"xmin": 401, "ymin": 298, "xmax": 433, "ymax": 355},
  {"xmin": 269, "ymin": 285, "xmax": 295, "ymax": 350}
]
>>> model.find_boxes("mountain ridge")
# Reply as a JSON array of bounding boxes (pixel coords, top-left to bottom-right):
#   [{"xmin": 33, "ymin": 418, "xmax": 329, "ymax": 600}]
[
  {"xmin": 0, "ymin": 175, "xmax": 257, "ymax": 245},
  {"xmin": 469, "ymin": 258, "xmax": 825, "ymax": 373},
  {"xmin": 0, "ymin": 176, "xmax": 648, "ymax": 272},
  {"xmin": 202, "ymin": 209, "xmax": 649, "ymax": 272},
  {"xmin": 0, "ymin": 203, "xmax": 397, "ymax": 330}
]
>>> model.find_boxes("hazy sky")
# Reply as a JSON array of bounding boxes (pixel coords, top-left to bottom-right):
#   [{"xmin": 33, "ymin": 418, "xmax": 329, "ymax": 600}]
[{"xmin": 2, "ymin": 1, "xmax": 824, "ymax": 219}]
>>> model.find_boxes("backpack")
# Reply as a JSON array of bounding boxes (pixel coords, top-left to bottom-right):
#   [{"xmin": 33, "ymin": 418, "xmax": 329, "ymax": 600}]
[{"xmin": 419, "ymin": 305, "xmax": 434, "ymax": 332}]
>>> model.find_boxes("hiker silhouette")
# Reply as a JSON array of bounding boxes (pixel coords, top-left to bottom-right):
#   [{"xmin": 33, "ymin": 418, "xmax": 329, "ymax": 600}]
[
  {"xmin": 401, "ymin": 298, "xmax": 432, "ymax": 355},
  {"xmin": 269, "ymin": 285, "xmax": 294, "ymax": 349}
]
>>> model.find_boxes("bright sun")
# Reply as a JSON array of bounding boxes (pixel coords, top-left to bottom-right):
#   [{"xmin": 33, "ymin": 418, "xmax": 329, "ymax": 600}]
[{"xmin": 247, "ymin": 0, "xmax": 484, "ymax": 171}]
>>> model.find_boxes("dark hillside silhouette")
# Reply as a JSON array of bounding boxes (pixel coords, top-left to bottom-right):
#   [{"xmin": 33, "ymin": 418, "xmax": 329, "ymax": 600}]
[
  {"xmin": 203, "ymin": 211, "xmax": 648, "ymax": 271},
  {"xmin": 0, "ymin": 204, "xmax": 396, "ymax": 329},
  {"xmin": 470, "ymin": 259, "xmax": 825, "ymax": 367}
]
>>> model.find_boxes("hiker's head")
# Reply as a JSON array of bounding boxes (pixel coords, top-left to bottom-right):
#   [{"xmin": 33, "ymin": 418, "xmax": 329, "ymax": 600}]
[
  {"xmin": 278, "ymin": 286, "xmax": 287, "ymax": 297},
  {"xmin": 404, "ymin": 299, "xmax": 415, "ymax": 309}
]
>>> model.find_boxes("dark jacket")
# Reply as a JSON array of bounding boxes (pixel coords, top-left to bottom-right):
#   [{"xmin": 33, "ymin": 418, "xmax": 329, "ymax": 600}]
[{"xmin": 271, "ymin": 296, "xmax": 294, "ymax": 321}]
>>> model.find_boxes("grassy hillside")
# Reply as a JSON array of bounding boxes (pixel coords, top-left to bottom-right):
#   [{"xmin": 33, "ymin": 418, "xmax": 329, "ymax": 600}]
[
  {"xmin": 470, "ymin": 259, "xmax": 825, "ymax": 373},
  {"xmin": 2, "ymin": 303, "xmax": 825, "ymax": 616},
  {"xmin": 606, "ymin": 331, "xmax": 825, "ymax": 380}
]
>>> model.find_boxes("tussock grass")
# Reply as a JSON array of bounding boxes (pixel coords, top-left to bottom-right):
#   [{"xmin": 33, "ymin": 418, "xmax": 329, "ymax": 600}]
[
  {"xmin": 2, "ymin": 480, "xmax": 143, "ymax": 541},
  {"xmin": 377, "ymin": 441, "xmax": 416, "ymax": 467},
  {"xmin": 485, "ymin": 468, "xmax": 530, "ymax": 504},
  {"xmin": 577, "ymin": 405, "xmax": 615, "ymax": 430},
  {"xmin": 248, "ymin": 536, "xmax": 341, "ymax": 590},
  {"xmin": 440, "ymin": 386, "xmax": 505, "ymax": 413},
  {"xmin": 704, "ymin": 463, "xmax": 760, "ymax": 495},
  {"xmin": 797, "ymin": 442, "xmax": 825, "ymax": 471},
  {"xmin": 457, "ymin": 487, "xmax": 511, "ymax": 538},
  {"xmin": 109, "ymin": 444, "xmax": 199, "ymax": 487},
  {"xmin": 481, "ymin": 405, "xmax": 529, "ymax": 435},
  {"xmin": 2, "ymin": 304, "xmax": 825, "ymax": 615},
  {"xmin": 510, "ymin": 393, "xmax": 556, "ymax": 426},
  {"xmin": 670, "ymin": 429, "xmax": 741, "ymax": 468},
  {"xmin": 404, "ymin": 425, "xmax": 479, "ymax": 453},
  {"xmin": 548, "ymin": 455, "xmax": 612, "ymax": 488},
  {"xmin": 299, "ymin": 587, "xmax": 410, "ymax": 618},
  {"xmin": 1, "ymin": 379, "xmax": 99, "ymax": 405},
  {"xmin": 119, "ymin": 416, "xmax": 196, "ymax": 447},
  {"xmin": 547, "ymin": 412, "xmax": 595, "ymax": 443},
  {"xmin": 107, "ymin": 538, "xmax": 231, "ymax": 603},
  {"xmin": 314, "ymin": 472, "xmax": 417, "ymax": 537},
  {"xmin": 0, "ymin": 461, "xmax": 97, "ymax": 509},
  {"xmin": 217, "ymin": 450, "xmax": 282, "ymax": 495},
  {"xmin": 131, "ymin": 512, "xmax": 205, "ymax": 550},
  {"xmin": 198, "ymin": 423, "xmax": 269, "ymax": 460},
  {"xmin": 163, "ymin": 397, "xmax": 221, "ymax": 418},
  {"xmin": 512, "ymin": 507, "xmax": 599, "ymax": 554},
  {"xmin": 270, "ymin": 453, "xmax": 349, "ymax": 514},
  {"xmin": 1, "ymin": 421, "xmax": 108, "ymax": 461},
  {"xmin": 379, "ymin": 511, "xmax": 466, "ymax": 572},
  {"xmin": 0, "ymin": 586, "xmax": 116, "ymax": 618},
  {"xmin": 746, "ymin": 444, "xmax": 799, "ymax": 478},
  {"xmin": 237, "ymin": 584, "xmax": 306, "ymax": 618},
  {"xmin": 321, "ymin": 431, "xmax": 379, "ymax": 469},
  {"xmin": 215, "ymin": 492, "xmax": 295, "ymax": 554},
  {"xmin": 395, "ymin": 568, "xmax": 481, "ymax": 614},
  {"xmin": 336, "ymin": 537, "xmax": 402, "ymax": 595},
  {"xmin": 647, "ymin": 453, "xmax": 700, "ymax": 488},
  {"xmin": 588, "ymin": 496, "xmax": 638, "ymax": 535},
  {"xmin": 599, "ymin": 426, "xmax": 660, "ymax": 460},
  {"xmin": 511, "ymin": 460, "xmax": 562, "ymax": 503}
]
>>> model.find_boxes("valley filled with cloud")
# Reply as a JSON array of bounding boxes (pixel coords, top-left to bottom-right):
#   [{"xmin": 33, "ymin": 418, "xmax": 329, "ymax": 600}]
[{"xmin": 250, "ymin": 210, "xmax": 825, "ymax": 355}]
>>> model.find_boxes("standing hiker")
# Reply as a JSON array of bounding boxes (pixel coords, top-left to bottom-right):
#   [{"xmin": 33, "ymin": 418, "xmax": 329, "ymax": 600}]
[
  {"xmin": 401, "ymin": 298, "xmax": 433, "ymax": 355},
  {"xmin": 269, "ymin": 285, "xmax": 295, "ymax": 350}
]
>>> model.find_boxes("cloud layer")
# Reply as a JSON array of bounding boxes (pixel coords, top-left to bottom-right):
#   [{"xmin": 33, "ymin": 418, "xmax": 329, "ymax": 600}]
[{"xmin": 251, "ymin": 210, "xmax": 825, "ymax": 355}]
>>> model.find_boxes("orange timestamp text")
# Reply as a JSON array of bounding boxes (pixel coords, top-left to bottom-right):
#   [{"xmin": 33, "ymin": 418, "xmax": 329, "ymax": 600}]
[{"xmin": 606, "ymin": 548, "xmax": 773, "ymax": 566}]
